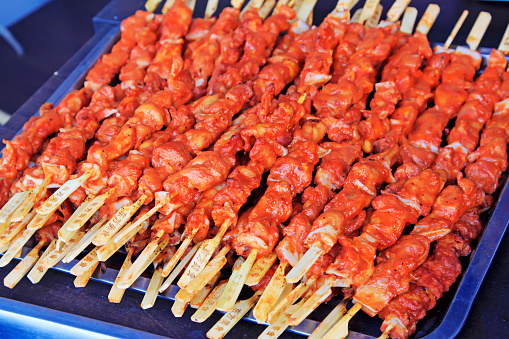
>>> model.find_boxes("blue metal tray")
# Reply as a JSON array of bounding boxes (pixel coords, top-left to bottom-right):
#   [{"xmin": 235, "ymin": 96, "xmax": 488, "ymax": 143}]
[{"xmin": 1, "ymin": 1, "xmax": 509, "ymax": 338}]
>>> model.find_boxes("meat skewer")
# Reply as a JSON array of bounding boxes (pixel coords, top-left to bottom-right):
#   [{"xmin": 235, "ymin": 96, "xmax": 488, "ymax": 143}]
[
  {"xmin": 204, "ymin": 0, "xmax": 406, "ymax": 326},
  {"xmin": 0, "ymin": 1, "xmax": 195, "ymax": 266},
  {"xmin": 269, "ymin": 9, "xmax": 434, "ymax": 328},
  {"xmin": 285, "ymin": 6, "xmax": 426, "ymax": 285},
  {"xmin": 0, "ymin": 10, "xmax": 162, "ymax": 250},
  {"xmin": 378, "ymin": 210, "xmax": 482, "ymax": 339},
  {"xmin": 176, "ymin": 3, "xmax": 339, "ymax": 284},
  {"xmin": 251, "ymin": 5, "xmax": 377, "ymax": 323},
  {"xmin": 115, "ymin": 86, "xmax": 305, "ymax": 290},
  {"xmin": 130, "ymin": 1, "xmax": 318, "ymax": 290},
  {"xmin": 321, "ymin": 14, "xmax": 495, "ymax": 339},
  {"xmin": 58, "ymin": 0, "xmax": 247, "ymax": 248},
  {"xmin": 290, "ymin": 4, "xmax": 471, "ymax": 287},
  {"xmin": 26, "ymin": 1, "xmax": 193, "ymax": 220},
  {"xmin": 282, "ymin": 5, "xmax": 468, "ymax": 327},
  {"xmin": 378, "ymin": 54, "xmax": 509, "ymax": 338},
  {"xmin": 90, "ymin": 0, "xmax": 294, "ymax": 247},
  {"xmin": 183, "ymin": 0, "xmax": 245, "ymax": 98},
  {"xmin": 63, "ymin": 1, "xmax": 306, "ymax": 298}
]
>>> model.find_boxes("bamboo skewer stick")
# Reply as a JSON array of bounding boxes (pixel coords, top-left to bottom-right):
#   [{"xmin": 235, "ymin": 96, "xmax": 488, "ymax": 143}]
[
  {"xmin": 288, "ymin": 277, "xmax": 334, "ymax": 326},
  {"xmin": 191, "ymin": 280, "xmax": 228, "ymax": 323},
  {"xmin": 0, "ymin": 220, "xmax": 11, "ymax": 238},
  {"xmin": 66, "ymin": 190, "xmax": 114, "ymax": 232},
  {"xmin": 359, "ymin": 0, "xmax": 380, "ymax": 25},
  {"xmin": 161, "ymin": 228, "xmax": 200, "ymax": 280},
  {"xmin": 267, "ymin": 277, "xmax": 315, "ymax": 322},
  {"xmin": 186, "ymin": 0, "xmax": 197, "ymax": 12},
  {"xmin": 70, "ymin": 247, "xmax": 100, "ymax": 276},
  {"xmin": 171, "ymin": 221, "xmax": 228, "ymax": 283},
  {"xmin": 10, "ymin": 174, "xmax": 52, "ymax": 223},
  {"xmin": 74, "ymin": 261, "xmax": 99, "ymax": 288},
  {"xmin": 162, "ymin": 0, "xmax": 176, "ymax": 14},
  {"xmin": 189, "ymin": 272, "xmax": 221, "ymax": 308},
  {"xmin": 92, "ymin": 195, "xmax": 147, "ymax": 246},
  {"xmin": 351, "ymin": 8, "xmax": 362, "ymax": 23},
  {"xmin": 466, "ymin": 11, "xmax": 491, "ymax": 51},
  {"xmin": 386, "ymin": 0, "xmax": 411, "ymax": 22},
  {"xmin": 0, "ymin": 211, "xmax": 35, "ymax": 248},
  {"xmin": 176, "ymin": 271, "xmax": 220, "ymax": 304},
  {"xmin": 285, "ymin": 245, "xmax": 323, "ymax": 283},
  {"xmin": 444, "ymin": 10, "xmax": 469, "ymax": 49},
  {"xmin": 252, "ymin": 261, "xmax": 287, "ymax": 323},
  {"xmin": 258, "ymin": 291, "xmax": 312, "ymax": 339},
  {"xmin": 36, "ymin": 171, "xmax": 92, "ymax": 215},
  {"xmin": 57, "ymin": 194, "xmax": 95, "ymax": 243},
  {"xmin": 141, "ymin": 266, "xmax": 164, "ymax": 309},
  {"xmin": 498, "ymin": 23, "xmax": 509, "ymax": 55},
  {"xmin": 216, "ymin": 249, "xmax": 257, "ymax": 312},
  {"xmin": 0, "ymin": 242, "xmax": 9, "ymax": 253},
  {"xmin": 0, "ymin": 223, "xmax": 40, "ymax": 267},
  {"xmin": 365, "ymin": 4, "xmax": 383, "ymax": 29},
  {"xmin": 27, "ymin": 239, "xmax": 57, "ymax": 284},
  {"xmin": 335, "ymin": 0, "xmax": 356, "ymax": 12},
  {"xmin": 400, "ymin": 7, "xmax": 418, "ymax": 34},
  {"xmin": 96, "ymin": 222, "xmax": 141, "ymax": 262},
  {"xmin": 207, "ymin": 292, "xmax": 262, "ymax": 339},
  {"xmin": 415, "ymin": 4, "xmax": 440, "ymax": 35},
  {"xmin": 245, "ymin": 252, "xmax": 278, "ymax": 286},
  {"xmin": 176, "ymin": 246, "xmax": 230, "ymax": 294},
  {"xmin": 111, "ymin": 201, "xmax": 164, "ymax": 244},
  {"xmin": 259, "ymin": 0, "xmax": 276, "ymax": 19},
  {"xmin": 308, "ymin": 298, "xmax": 351, "ymax": 339},
  {"xmin": 4, "ymin": 240, "xmax": 46, "ymax": 288},
  {"xmin": 322, "ymin": 303, "xmax": 363, "ymax": 339},
  {"xmin": 116, "ymin": 229, "xmax": 166, "ymax": 289},
  {"xmin": 231, "ymin": 0, "xmax": 247, "ymax": 10},
  {"xmin": 241, "ymin": 0, "xmax": 264, "ymax": 18},
  {"xmin": 171, "ymin": 298, "xmax": 189, "ymax": 317},
  {"xmin": 205, "ymin": 0, "xmax": 221, "ymax": 18},
  {"xmin": 108, "ymin": 248, "xmax": 134, "ymax": 303},
  {"xmin": 159, "ymin": 241, "xmax": 202, "ymax": 293},
  {"xmin": 296, "ymin": 0, "xmax": 318, "ymax": 24},
  {"xmin": 11, "ymin": 174, "xmax": 52, "ymax": 221},
  {"xmin": 117, "ymin": 235, "xmax": 170, "ymax": 289},
  {"xmin": 378, "ymin": 324, "xmax": 395, "ymax": 339},
  {"xmin": 39, "ymin": 231, "xmax": 84, "ymax": 269},
  {"xmin": 62, "ymin": 216, "xmax": 108, "ymax": 263},
  {"xmin": 145, "ymin": 0, "xmax": 163, "ymax": 13},
  {"xmin": 0, "ymin": 191, "xmax": 29, "ymax": 223}
]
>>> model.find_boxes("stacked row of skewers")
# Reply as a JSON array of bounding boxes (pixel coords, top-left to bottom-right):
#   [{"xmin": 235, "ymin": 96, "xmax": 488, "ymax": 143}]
[{"xmin": 0, "ymin": 0, "xmax": 508, "ymax": 338}]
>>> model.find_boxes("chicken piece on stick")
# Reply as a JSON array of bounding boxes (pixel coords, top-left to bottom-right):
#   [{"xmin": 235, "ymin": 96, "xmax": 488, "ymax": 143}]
[
  {"xmin": 33, "ymin": 3, "xmax": 194, "ymax": 221},
  {"xmin": 184, "ymin": 2, "xmax": 244, "ymax": 98},
  {"xmin": 286, "ymin": 19, "xmax": 405, "ymax": 284}
]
